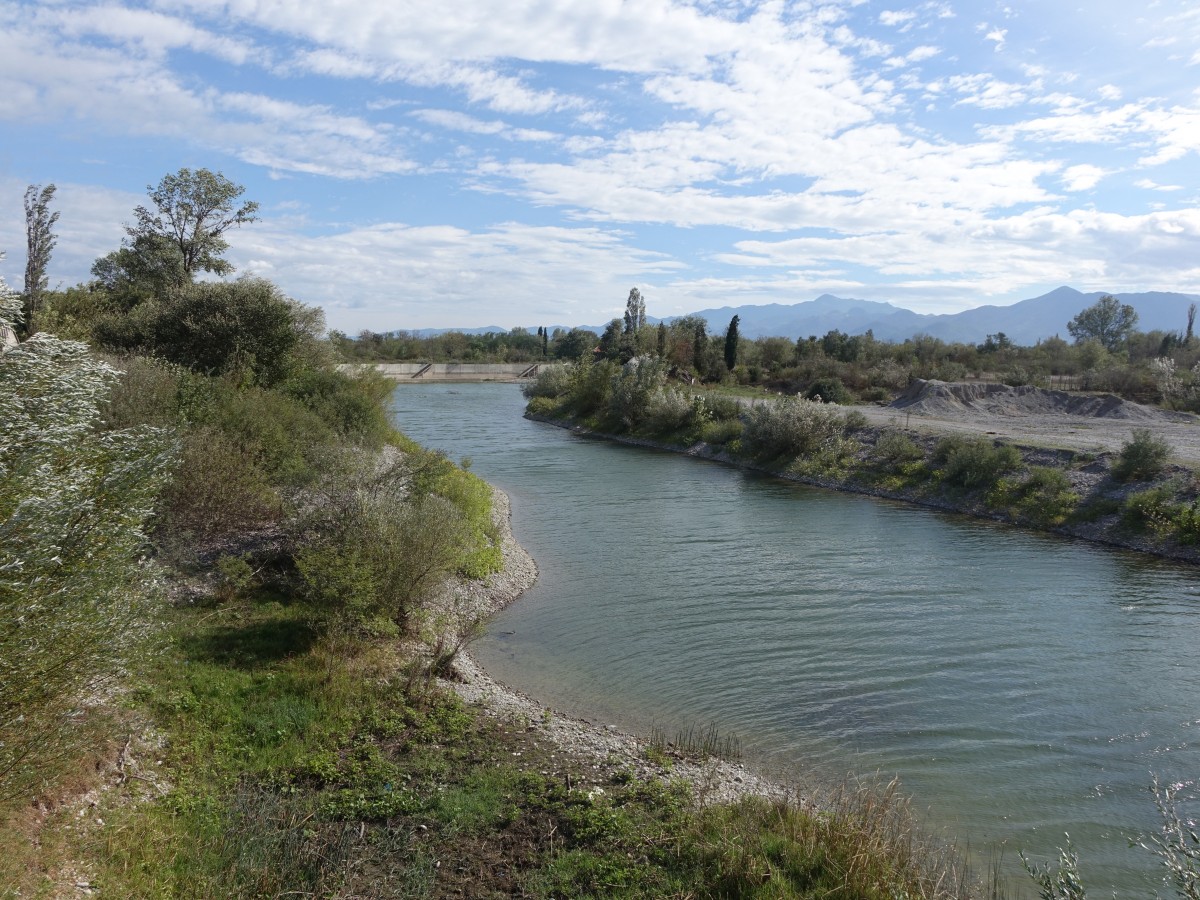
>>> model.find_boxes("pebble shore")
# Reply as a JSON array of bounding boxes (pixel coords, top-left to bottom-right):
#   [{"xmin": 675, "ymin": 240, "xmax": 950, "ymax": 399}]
[{"xmin": 438, "ymin": 487, "xmax": 793, "ymax": 806}]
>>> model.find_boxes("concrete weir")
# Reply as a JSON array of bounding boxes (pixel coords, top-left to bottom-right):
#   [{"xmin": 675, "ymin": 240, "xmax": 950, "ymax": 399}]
[{"xmin": 340, "ymin": 362, "xmax": 541, "ymax": 383}]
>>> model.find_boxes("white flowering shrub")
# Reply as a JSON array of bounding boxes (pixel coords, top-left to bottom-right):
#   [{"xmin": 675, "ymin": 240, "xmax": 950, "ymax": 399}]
[
  {"xmin": 742, "ymin": 396, "xmax": 850, "ymax": 459},
  {"xmin": 0, "ymin": 272, "xmax": 176, "ymax": 801},
  {"xmin": 608, "ymin": 355, "xmax": 668, "ymax": 429}
]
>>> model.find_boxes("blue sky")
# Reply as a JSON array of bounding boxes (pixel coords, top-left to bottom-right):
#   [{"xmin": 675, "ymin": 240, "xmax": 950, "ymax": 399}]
[{"xmin": 1, "ymin": 0, "xmax": 1198, "ymax": 333}]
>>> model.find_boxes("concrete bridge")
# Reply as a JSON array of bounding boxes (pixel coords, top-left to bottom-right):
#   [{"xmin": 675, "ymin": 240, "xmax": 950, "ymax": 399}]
[{"xmin": 340, "ymin": 362, "xmax": 542, "ymax": 382}]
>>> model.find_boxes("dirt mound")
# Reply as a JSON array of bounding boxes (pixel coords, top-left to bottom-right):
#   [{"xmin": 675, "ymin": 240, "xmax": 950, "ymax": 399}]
[{"xmin": 891, "ymin": 379, "xmax": 1183, "ymax": 421}]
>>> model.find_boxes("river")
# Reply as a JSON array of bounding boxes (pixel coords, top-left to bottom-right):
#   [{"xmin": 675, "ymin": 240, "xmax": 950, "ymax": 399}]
[{"xmin": 389, "ymin": 382, "xmax": 1200, "ymax": 896}]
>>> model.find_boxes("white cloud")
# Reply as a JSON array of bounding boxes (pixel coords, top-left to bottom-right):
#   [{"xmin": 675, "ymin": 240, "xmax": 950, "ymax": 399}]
[
  {"xmin": 1134, "ymin": 178, "xmax": 1184, "ymax": 191},
  {"xmin": 1098, "ymin": 84, "xmax": 1122, "ymax": 101},
  {"xmin": 224, "ymin": 220, "xmax": 685, "ymax": 331},
  {"xmin": 1061, "ymin": 164, "xmax": 1106, "ymax": 191},
  {"xmin": 880, "ymin": 9, "xmax": 917, "ymax": 28}
]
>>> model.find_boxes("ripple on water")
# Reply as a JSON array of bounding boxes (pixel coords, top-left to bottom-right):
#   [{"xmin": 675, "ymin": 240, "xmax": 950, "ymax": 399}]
[{"xmin": 390, "ymin": 383, "xmax": 1200, "ymax": 896}]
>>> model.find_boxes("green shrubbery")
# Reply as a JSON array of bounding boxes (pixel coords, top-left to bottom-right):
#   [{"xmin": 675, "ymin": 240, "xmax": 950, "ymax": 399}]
[
  {"xmin": 1111, "ymin": 428, "xmax": 1172, "ymax": 481},
  {"xmin": 989, "ymin": 466, "xmax": 1080, "ymax": 526},
  {"xmin": 742, "ymin": 396, "xmax": 855, "ymax": 460},
  {"xmin": 294, "ymin": 448, "xmax": 500, "ymax": 637},
  {"xmin": 933, "ymin": 436, "xmax": 1021, "ymax": 490}
]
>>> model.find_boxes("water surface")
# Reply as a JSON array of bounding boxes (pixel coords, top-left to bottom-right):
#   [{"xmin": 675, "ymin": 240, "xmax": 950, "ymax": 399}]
[{"xmin": 390, "ymin": 383, "xmax": 1200, "ymax": 895}]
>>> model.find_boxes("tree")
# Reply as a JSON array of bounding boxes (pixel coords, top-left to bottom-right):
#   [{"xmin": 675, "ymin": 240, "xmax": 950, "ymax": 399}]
[
  {"xmin": 598, "ymin": 318, "xmax": 625, "ymax": 360},
  {"xmin": 724, "ymin": 314, "xmax": 740, "ymax": 371},
  {"xmin": 623, "ymin": 287, "xmax": 646, "ymax": 334},
  {"xmin": 127, "ymin": 168, "xmax": 259, "ymax": 283},
  {"xmin": 1067, "ymin": 295, "xmax": 1138, "ymax": 351},
  {"xmin": 555, "ymin": 328, "xmax": 595, "ymax": 360},
  {"xmin": 23, "ymin": 184, "xmax": 59, "ymax": 333},
  {"xmin": 94, "ymin": 277, "xmax": 323, "ymax": 387}
]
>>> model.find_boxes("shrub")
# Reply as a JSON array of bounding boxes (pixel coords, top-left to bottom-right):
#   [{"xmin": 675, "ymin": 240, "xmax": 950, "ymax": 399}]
[
  {"xmin": 643, "ymin": 387, "xmax": 698, "ymax": 435},
  {"xmin": 873, "ymin": 430, "xmax": 924, "ymax": 469},
  {"xmin": 522, "ymin": 364, "xmax": 573, "ymax": 400},
  {"xmin": 933, "ymin": 436, "xmax": 1021, "ymax": 490},
  {"xmin": 1121, "ymin": 484, "xmax": 1175, "ymax": 532},
  {"xmin": 701, "ymin": 394, "xmax": 742, "ymax": 421},
  {"xmin": 95, "ymin": 278, "xmax": 323, "ymax": 387},
  {"xmin": 989, "ymin": 467, "xmax": 1079, "ymax": 526},
  {"xmin": 742, "ymin": 397, "xmax": 850, "ymax": 460},
  {"xmin": 0, "ymin": 303, "xmax": 175, "ymax": 802},
  {"xmin": 1111, "ymin": 429, "xmax": 1172, "ymax": 482},
  {"xmin": 565, "ymin": 358, "xmax": 617, "ymax": 419},
  {"xmin": 699, "ymin": 418, "xmax": 743, "ymax": 445},
  {"xmin": 281, "ymin": 366, "xmax": 393, "ymax": 444},
  {"xmin": 159, "ymin": 426, "xmax": 283, "ymax": 545},
  {"xmin": 607, "ymin": 356, "xmax": 668, "ymax": 430},
  {"xmin": 295, "ymin": 448, "xmax": 499, "ymax": 636},
  {"xmin": 804, "ymin": 376, "xmax": 851, "ymax": 404}
]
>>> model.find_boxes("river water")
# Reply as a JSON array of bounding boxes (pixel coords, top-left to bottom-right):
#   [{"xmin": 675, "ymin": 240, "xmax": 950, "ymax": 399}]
[{"xmin": 389, "ymin": 382, "xmax": 1200, "ymax": 895}]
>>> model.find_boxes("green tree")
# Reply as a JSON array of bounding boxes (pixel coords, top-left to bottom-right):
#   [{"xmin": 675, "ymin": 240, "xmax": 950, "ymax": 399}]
[
  {"xmin": 555, "ymin": 327, "xmax": 596, "ymax": 360},
  {"xmin": 127, "ymin": 168, "xmax": 259, "ymax": 283},
  {"xmin": 724, "ymin": 314, "xmax": 740, "ymax": 371},
  {"xmin": 23, "ymin": 184, "xmax": 60, "ymax": 334},
  {"xmin": 598, "ymin": 318, "xmax": 624, "ymax": 360},
  {"xmin": 94, "ymin": 277, "xmax": 324, "ymax": 387},
  {"xmin": 623, "ymin": 287, "xmax": 646, "ymax": 334},
  {"xmin": 1067, "ymin": 295, "xmax": 1138, "ymax": 351}
]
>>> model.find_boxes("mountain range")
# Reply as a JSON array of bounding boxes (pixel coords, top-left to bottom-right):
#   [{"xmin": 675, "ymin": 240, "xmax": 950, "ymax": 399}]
[{"xmin": 407, "ymin": 287, "xmax": 1200, "ymax": 346}]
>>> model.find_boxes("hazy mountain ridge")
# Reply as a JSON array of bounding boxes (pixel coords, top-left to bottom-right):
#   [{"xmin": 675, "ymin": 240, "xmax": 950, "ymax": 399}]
[{"xmin": 400, "ymin": 287, "xmax": 1200, "ymax": 345}]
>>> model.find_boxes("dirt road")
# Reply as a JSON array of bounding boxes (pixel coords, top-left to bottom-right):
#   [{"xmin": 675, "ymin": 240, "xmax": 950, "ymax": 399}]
[{"xmin": 852, "ymin": 380, "xmax": 1200, "ymax": 466}]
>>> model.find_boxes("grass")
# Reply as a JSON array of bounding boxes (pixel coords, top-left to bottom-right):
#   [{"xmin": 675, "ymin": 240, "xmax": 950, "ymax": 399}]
[{"xmin": 8, "ymin": 581, "xmax": 997, "ymax": 900}]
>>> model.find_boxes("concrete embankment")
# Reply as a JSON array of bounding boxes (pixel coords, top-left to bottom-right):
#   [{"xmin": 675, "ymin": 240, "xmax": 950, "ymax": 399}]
[{"xmin": 340, "ymin": 362, "xmax": 541, "ymax": 382}]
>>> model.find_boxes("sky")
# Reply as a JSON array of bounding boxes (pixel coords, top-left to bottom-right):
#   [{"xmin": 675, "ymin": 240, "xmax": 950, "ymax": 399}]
[{"xmin": 1, "ymin": 0, "xmax": 1199, "ymax": 333}]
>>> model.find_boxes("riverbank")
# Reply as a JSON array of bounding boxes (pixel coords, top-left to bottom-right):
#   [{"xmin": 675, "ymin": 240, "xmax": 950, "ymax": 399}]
[
  {"xmin": 440, "ymin": 486, "xmax": 791, "ymax": 806},
  {"xmin": 527, "ymin": 410, "xmax": 1200, "ymax": 566}
]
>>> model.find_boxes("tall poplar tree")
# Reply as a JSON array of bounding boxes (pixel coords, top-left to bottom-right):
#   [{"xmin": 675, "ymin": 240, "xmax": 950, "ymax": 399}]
[{"xmin": 23, "ymin": 183, "xmax": 59, "ymax": 333}]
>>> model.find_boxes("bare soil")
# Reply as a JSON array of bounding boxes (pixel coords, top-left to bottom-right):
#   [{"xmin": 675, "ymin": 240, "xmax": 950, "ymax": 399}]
[{"xmin": 857, "ymin": 379, "xmax": 1200, "ymax": 465}]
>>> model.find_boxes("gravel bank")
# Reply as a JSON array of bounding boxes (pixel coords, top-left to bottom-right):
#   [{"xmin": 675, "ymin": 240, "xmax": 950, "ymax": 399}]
[{"xmin": 439, "ymin": 487, "xmax": 792, "ymax": 806}]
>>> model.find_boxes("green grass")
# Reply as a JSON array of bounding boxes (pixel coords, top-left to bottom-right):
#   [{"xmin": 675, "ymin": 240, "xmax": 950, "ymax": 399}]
[{"xmin": 72, "ymin": 589, "xmax": 991, "ymax": 900}]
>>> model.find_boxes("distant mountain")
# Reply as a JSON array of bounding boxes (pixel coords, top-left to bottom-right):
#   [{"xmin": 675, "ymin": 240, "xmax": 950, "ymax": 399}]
[
  {"xmin": 396, "ymin": 287, "xmax": 1200, "ymax": 345},
  {"xmin": 664, "ymin": 288, "xmax": 1200, "ymax": 345}
]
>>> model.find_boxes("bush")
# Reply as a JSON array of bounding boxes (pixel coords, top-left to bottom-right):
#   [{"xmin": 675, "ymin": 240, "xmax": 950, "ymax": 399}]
[
  {"xmin": 804, "ymin": 377, "xmax": 851, "ymax": 404},
  {"xmin": 699, "ymin": 418, "xmax": 743, "ymax": 445},
  {"xmin": 565, "ymin": 358, "xmax": 617, "ymax": 419},
  {"xmin": 701, "ymin": 394, "xmax": 742, "ymax": 421},
  {"xmin": 989, "ymin": 466, "xmax": 1079, "ymax": 526},
  {"xmin": 607, "ymin": 356, "xmax": 668, "ymax": 430},
  {"xmin": 742, "ymin": 397, "xmax": 851, "ymax": 460},
  {"xmin": 95, "ymin": 278, "xmax": 323, "ymax": 387},
  {"xmin": 873, "ymin": 430, "xmax": 924, "ymax": 469},
  {"xmin": 1112, "ymin": 428, "xmax": 1172, "ymax": 482},
  {"xmin": 0, "ymin": 311, "xmax": 175, "ymax": 802},
  {"xmin": 933, "ymin": 436, "xmax": 1021, "ymax": 490},
  {"xmin": 295, "ymin": 448, "xmax": 500, "ymax": 636},
  {"xmin": 281, "ymin": 366, "xmax": 393, "ymax": 444},
  {"xmin": 643, "ymin": 387, "xmax": 699, "ymax": 435},
  {"xmin": 159, "ymin": 426, "xmax": 283, "ymax": 545},
  {"xmin": 522, "ymin": 364, "xmax": 573, "ymax": 400}
]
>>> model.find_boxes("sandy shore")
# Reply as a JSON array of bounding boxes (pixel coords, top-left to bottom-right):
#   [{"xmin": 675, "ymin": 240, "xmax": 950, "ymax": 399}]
[{"xmin": 437, "ymin": 487, "xmax": 792, "ymax": 806}]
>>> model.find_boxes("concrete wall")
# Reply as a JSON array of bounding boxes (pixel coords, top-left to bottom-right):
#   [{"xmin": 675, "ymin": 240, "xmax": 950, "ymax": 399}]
[{"xmin": 340, "ymin": 363, "xmax": 541, "ymax": 382}]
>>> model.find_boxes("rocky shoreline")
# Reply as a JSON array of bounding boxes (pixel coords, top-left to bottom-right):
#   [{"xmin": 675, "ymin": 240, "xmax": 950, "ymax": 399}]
[{"xmin": 439, "ymin": 487, "xmax": 793, "ymax": 806}]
